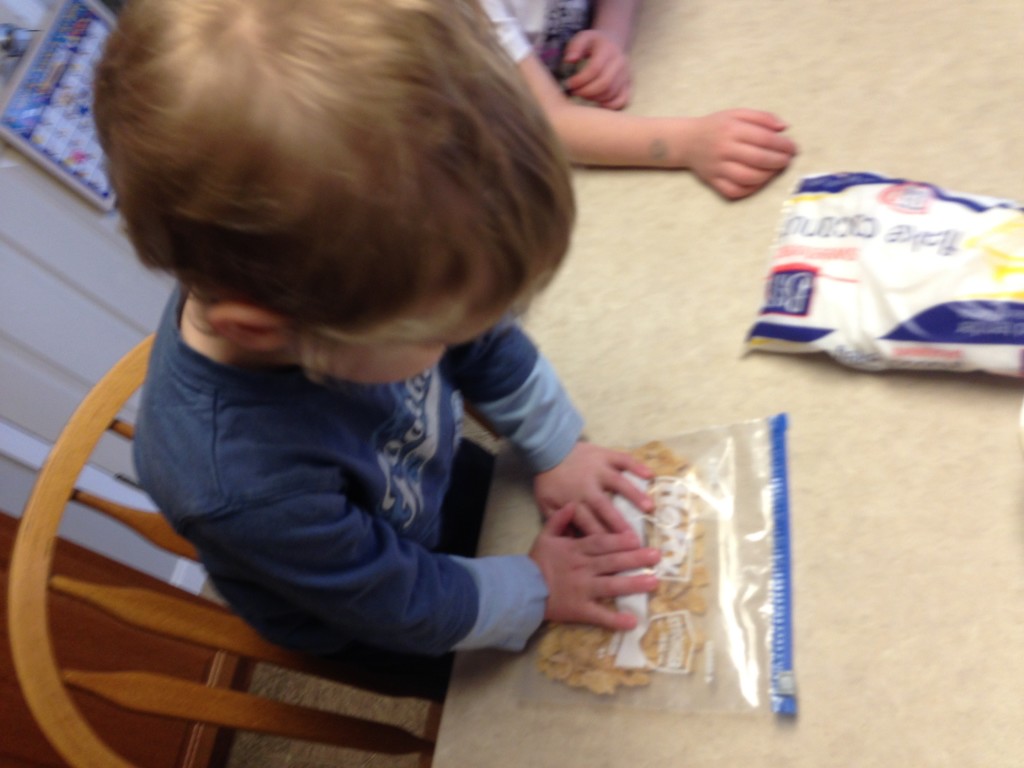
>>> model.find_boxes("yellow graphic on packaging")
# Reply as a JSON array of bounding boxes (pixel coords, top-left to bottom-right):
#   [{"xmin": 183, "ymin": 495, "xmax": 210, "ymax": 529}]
[
  {"xmin": 967, "ymin": 213, "xmax": 1024, "ymax": 282},
  {"xmin": 788, "ymin": 193, "xmax": 831, "ymax": 205},
  {"xmin": 961, "ymin": 213, "xmax": 1024, "ymax": 300}
]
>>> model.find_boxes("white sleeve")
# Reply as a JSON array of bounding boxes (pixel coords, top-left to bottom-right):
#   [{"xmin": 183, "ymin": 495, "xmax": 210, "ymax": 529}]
[{"xmin": 480, "ymin": 0, "xmax": 537, "ymax": 62}]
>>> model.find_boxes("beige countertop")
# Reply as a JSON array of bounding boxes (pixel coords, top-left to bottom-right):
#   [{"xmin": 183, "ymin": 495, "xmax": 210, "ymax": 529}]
[{"xmin": 435, "ymin": 1, "xmax": 1024, "ymax": 766}]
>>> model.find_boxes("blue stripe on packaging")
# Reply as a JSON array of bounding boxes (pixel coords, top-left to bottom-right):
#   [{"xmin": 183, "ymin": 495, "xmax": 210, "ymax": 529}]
[
  {"xmin": 747, "ymin": 321, "xmax": 833, "ymax": 345},
  {"xmin": 880, "ymin": 301, "xmax": 1024, "ymax": 345},
  {"xmin": 797, "ymin": 172, "xmax": 1019, "ymax": 214},
  {"xmin": 769, "ymin": 413, "xmax": 797, "ymax": 716}
]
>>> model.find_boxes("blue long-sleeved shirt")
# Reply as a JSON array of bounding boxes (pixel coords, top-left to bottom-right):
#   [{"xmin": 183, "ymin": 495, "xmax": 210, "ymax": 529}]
[{"xmin": 134, "ymin": 292, "xmax": 584, "ymax": 656}]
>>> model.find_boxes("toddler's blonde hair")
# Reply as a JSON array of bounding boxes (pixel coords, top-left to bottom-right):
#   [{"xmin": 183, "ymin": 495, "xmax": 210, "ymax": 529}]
[{"xmin": 94, "ymin": 0, "xmax": 574, "ymax": 337}]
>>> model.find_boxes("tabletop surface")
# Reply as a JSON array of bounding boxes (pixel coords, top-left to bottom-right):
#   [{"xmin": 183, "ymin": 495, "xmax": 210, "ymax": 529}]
[{"xmin": 435, "ymin": 2, "xmax": 1024, "ymax": 766}]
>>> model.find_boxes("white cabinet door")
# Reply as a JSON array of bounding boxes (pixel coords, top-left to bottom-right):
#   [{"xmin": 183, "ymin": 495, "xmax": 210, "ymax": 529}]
[
  {"xmin": 0, "ymin": 0, "xmax": 200, "ymax": 589},
  {"xmin": 0, "ymin": 149, "xmax": 171, "ymax": 449},
  {"xmin": 0, "ymin": 142, "xmax": 205, "ymax": 591}
]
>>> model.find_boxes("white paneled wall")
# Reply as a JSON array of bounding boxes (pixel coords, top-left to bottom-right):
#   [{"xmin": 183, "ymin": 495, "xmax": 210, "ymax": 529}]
[
  {"xmin": 0, "ymin": 152, "xmax": 170, "ymax": 446},
  {"xmin": 1, "ymin": 0, "xmax": 202, "ymax": 589}
]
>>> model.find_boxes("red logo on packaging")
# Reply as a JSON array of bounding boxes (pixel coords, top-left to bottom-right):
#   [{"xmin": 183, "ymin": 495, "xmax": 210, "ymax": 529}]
[{"xmin": 879, "ymin": 183, "xmax": 934, "ymax": 215}]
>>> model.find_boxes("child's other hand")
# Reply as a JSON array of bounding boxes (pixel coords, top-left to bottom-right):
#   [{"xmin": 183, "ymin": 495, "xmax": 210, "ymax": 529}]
[
  {"xmin": 530, "ymin": 505, "xmax": 661, "ymax": 630},
  {"xmin": 534, "ymin": 441, "xmax": 654, "ymax": 535},
  {"xmin": 562, "ymin": 30, "xmax": 633, "ymax": 110},
  {"xmin": 683, "ymin": 109, "xmax": 797, "ymax": 200}
]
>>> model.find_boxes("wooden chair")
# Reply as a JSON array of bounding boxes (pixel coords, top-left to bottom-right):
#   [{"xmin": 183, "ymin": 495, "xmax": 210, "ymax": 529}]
[{"xmin": 7, "ymin": 335, "xmax": 441, "ymax": 768}]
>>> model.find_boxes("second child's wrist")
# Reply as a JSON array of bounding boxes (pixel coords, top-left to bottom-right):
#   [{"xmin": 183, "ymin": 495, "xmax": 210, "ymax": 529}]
[{"xmin": 655, "ymin": 117, "xmax": 699, "ymax": 170}]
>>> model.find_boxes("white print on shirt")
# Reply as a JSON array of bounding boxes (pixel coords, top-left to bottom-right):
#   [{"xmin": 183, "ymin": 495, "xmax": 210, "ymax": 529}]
[
  {"xmin": 375, "ymin": 368, "xmax": 443, "ymax": 529},
  {"xmin": 449, "ymin": 390, "xmax": 464, "ymax": 456}
]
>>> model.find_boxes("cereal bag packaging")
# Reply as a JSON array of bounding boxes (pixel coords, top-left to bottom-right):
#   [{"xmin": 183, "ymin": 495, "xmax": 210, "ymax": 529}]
[{"xmin": 747, "ymin": 173, "xmax": 1024, "ymax": 376}]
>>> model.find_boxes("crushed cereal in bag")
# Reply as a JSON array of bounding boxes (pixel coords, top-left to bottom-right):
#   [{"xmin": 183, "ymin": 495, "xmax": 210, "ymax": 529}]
[{"xmin": 526, "ymin": 416, "xmax": 796, "ymax": 715}]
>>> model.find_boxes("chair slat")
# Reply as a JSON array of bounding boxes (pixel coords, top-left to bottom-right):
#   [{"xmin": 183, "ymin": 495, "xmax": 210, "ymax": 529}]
[
  {"xmin": 51, "ymin": 575, "xmax": 298, "ymax": 666},
  {"xmin": 9, "ymin": 336, "xmax": 155, "ymax": 768},
  {"xmin": 63, "ymin": 669, "xmax": 435, "ymax": 756},
  {"xmin": 108, "ymin": 418, "xmax": 135, "ymax": 440},
  {"xmin": 70, "ymin": 489, "xmax": 198, "ymax": 560},
  {"xmin": 49, "ymin": 575, "xmax": 442, "ymax": 701},
  {"xmin": 11, "ymin": 334, "xmax": 442, "ymax": 768}
]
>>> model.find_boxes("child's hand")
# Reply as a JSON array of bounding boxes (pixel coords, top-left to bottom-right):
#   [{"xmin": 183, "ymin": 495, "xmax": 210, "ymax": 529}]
[
  {"xmin": 562, "ymin": 30, "xmax": 633, "ymax": 110},
  {"xmin": 682, "ymin": 109, "xmax": 798, "ymax": 200},
  {"xmin": 530, "ymin": 505, "xmax": 661, "ymax": 630},
  {"xmin": 534, "ymin": 441, "xmax": 654, "ymax": 535}
]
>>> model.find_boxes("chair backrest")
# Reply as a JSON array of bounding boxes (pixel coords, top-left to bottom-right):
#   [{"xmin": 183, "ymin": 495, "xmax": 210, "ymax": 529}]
[{"xmin": 8, "ymin": 335, "xmax": 439, "ymax": 768}]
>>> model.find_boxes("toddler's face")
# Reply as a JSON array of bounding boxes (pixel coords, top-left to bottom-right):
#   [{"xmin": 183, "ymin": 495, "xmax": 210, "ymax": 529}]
[
  {"xmin": 298, "ymin": 308, "xmax": 504, "ymax": 385},
  {"xmin": 299, "ymin": 335, "xmax": 448, "ymax": 384},
  {"xmin": 180, "ymin": 292, "xmax": 506, "ymax": 383}
]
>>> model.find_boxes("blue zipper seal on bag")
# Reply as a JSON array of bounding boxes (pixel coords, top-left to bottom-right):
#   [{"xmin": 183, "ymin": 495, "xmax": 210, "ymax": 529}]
[{"xmin": 768, "ymin": 413, "xmax": 797, "ymax": 716}]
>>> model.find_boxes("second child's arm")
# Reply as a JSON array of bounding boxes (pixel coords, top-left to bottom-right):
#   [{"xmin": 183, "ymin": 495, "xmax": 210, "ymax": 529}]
[
  {"xmin": 590, "ymin": 0, "xmax": 644, "ymax": 50},
  {"xmin": 518, "ymin": 53, "xmax": 797, "ymax": 199}
]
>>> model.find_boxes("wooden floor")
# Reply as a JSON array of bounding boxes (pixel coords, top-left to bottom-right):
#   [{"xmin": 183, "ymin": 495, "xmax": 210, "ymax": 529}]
[{"xmin": 0, "ymin": 510, "xmax": 239, "ymax": 768}]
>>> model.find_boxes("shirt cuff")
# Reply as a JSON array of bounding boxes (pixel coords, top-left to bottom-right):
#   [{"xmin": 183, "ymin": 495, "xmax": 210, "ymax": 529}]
[
  {"xmin": 450, "ymin": 554, "xmax": 547, "ymax": 651},
  {"xmin": 475, "ymin": 355, "xmax": 584, "ymax": 473}
]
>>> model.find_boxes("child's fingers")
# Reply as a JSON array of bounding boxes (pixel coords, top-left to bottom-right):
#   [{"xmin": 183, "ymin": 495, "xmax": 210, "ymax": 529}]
[
  {"xmin": 709, "ymin": 166, "xmax": 783, "ymax": 200},
  {"xmin": 728, "ymin": 144, "xmax": 793, "ymax": 174},
  {"xmin": 562, "ymin": 29, "xmax": 599, "ymax": 64},
  {"xmin": 565, "ymin": 59, "xmax": 603, "ymax": 91},
  {"xmin": 604, "ymin": 470, "xmax": 654, "ymax": 510},
  {"xmin": 593, "ymin": 570, "xmax": 660, "ymax": 599},
  {"xmin": 542, "ymin": 503, "xmax": 577, "ymax": 536},
  {"xmin": 621, "ymin": 456, "xmax": 650, "ymax": 474},
  {"xmin": 599, "ymin": 91, "xmax": 630, "ymax": 111},
  {"xmin": 577, "ymin": 584, "xmax": 656, "ymax": 631},
  {"xmin": 572, "ymin": 76, "xmax": 629, "ymax": 108},
  {"xmin": 586, "ymin": 496, "xmax": 642, "ymax": 536},
  {"xmin": 732, "ymin": 120, "xmax": 797, "ymax": 160},
  {"xmin": 712, "ymin": 179, "xmax": 752, "ymax": 200},
  {"xmin": 564, "ymin": 32, "xmax": 630, "ymax": 100},
  {"xmin": 714, "ymin": 127, "xmax": 794, "ymax": 175},
  {"xmin": 730, "ymin": 108, "xmax": 789, "ymax": 132},
  {"xmin": 570, "ymin": 502, "xmax": 616, "ymax": 537},
  {"xmin": 721, "ymin": 161, "xmax": 777, "ymax": 189},
  {"xmin": 568, "ymin": 56, "xmax": 629, "ymax": 103},
  {"xmin": 587, "ymin": 547, "xmax": 662, "ymax": 578},
  {"xmin": 604, "ymin": 450, "xmax": 654, "ymax": 479},
  {"xmin": 580, "ymin": 494, "xmax": 630, "ymax": 534},
  {"xmin": 565, "ymin": 499, "xmax": 634, "ymax": 540},
  {"xmin": 565, "ymin": 501, "xmax": 602, "ymax": 536},
  {"xmin": 581, "ymin": 602, "xmax": 640, "ymax": 631},
  {"xmin": 744, "ymin": 131, "xmax": 798, "ymax": 162},
  {"xmin": 714, "ymin": 177, "xmax": 768, "ymax": 201},
  {"xmin": 578, "ymin": 528, "xmax": 656, "ymax": 559},
  {"xmin": 566, "ymin": 52, "xmax": 615, "ymax": 90}
]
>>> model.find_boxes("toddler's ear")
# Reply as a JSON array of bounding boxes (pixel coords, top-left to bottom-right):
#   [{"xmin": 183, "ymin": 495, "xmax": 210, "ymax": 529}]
[{"xmin": 205, "ymin": 301, "xmax": 293, "ymax": 353}]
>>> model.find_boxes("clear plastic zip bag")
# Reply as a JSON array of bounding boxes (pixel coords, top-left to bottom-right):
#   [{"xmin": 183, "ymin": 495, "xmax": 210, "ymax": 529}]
[{"xmin": 523, "ymin": 414, "xmax": 796, "ymax": 715}]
